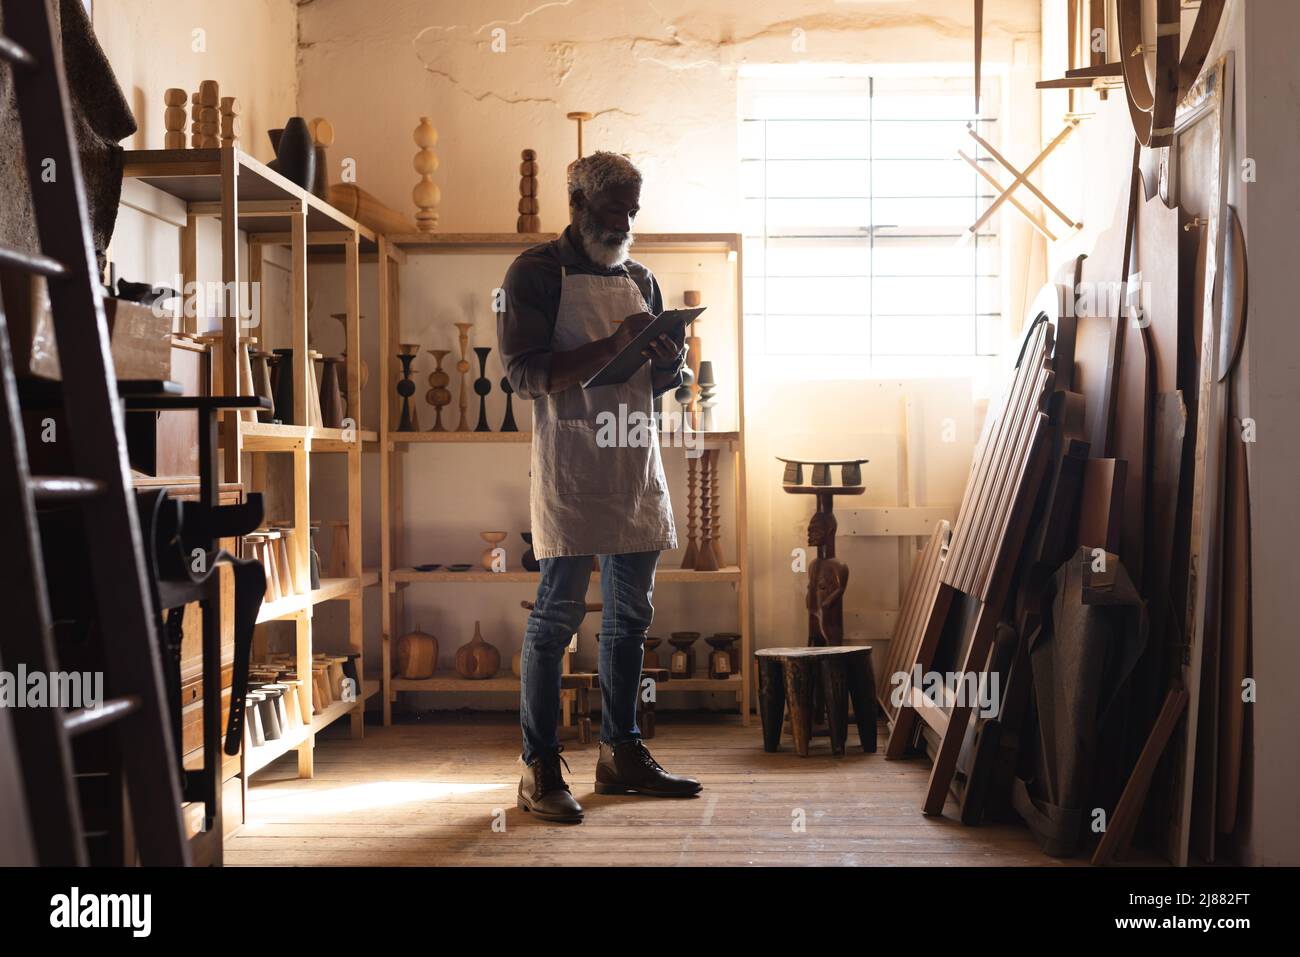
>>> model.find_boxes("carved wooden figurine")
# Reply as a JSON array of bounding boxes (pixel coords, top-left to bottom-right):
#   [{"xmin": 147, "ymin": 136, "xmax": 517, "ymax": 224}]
[
  {"xmin": 164, "ymin": 88, "xmax": 188, "ymax": 150},
  {"xmin": 220, "ymin": 97, "xmax": 241, "ymax": 149},
  {"xmin": 806, "ymin": 507, "xmax": 849, "ymax": 646},
  {"xmin": 197, "ymin": 80, "xmax": 220, "ymax": 148},
  {"xmin": 778, "ymin": 457, "xmax": 869, "ymax": 646}
]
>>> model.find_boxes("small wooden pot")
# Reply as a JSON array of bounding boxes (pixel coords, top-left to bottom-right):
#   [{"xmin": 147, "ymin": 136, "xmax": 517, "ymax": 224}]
[{"xmin": 396, "ymin": 629, "xmax": 438, "ymax": 679}]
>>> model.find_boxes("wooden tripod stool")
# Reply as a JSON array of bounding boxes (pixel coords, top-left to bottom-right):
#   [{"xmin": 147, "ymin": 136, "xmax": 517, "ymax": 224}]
[
  {"xmin": 519, "ymin": 600, "xmax": 668, "ymax": 742},
  {"xmin": 562, "ymin": 666, "xmax": 670, "ymax": 744},
  {"xmin": 755, "ymin": 647, "xmax": 877, "ymax": 756},
  {"xmin": 520, "ymin": 598, "xmax": 601, "ymax": 728}
]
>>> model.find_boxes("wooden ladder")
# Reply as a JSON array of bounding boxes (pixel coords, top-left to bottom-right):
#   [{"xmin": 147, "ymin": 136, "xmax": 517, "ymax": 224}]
[{"xmin": 0, "ymin": 0, "xmax": 189, "ymax": 865}]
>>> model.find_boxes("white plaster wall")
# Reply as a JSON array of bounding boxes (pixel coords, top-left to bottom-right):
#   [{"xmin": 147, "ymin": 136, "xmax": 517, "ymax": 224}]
[
  {"xmin": 100, "ymin": 0, "xmax": 300, "ymax": 343},
  {"xmin": 94, "ymin": 0, "xmax": 298, "ymax": 163},
  {"xmin": 296, "ymin": 0, "xmax": 1037, "ymax": 232}
]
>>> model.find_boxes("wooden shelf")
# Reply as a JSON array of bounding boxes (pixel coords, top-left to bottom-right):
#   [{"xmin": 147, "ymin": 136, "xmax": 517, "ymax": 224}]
[
  {"xmin": 243, "ymin": 695, "xmax": 358, "ymax": 776},
  {"xmin": 123, "ymin": 147, "xmax": 378, "ymax": 253},
  {"xmin": 392, "ymin": 672, "xmax": 520, "ymax": 692},
  {"xmin": 389, "ymin": 430, "xmax": 740, "ymax": 447},
  {"xmin": 377, "ymin": 231, "xmax": 751, "ymax": 726},
  {"xmin": 125, "ymin": 145, "xmax": 378, "ymax": 791},
  {"xmin": 391, "ymin": 430, "xmax": 530, "ymax": 443},
  {"xmin": 391, "ymin": 565, "xmax": 741, "ymax": 586},
  {"xmin": 390, "ymin": 232, "xmax": 741, "ymax": 255},
  {"xmin": 388, "ymin": 672, "xmax": 741, "ymax": 694},
  {"xmin": 256, "ymin": 577, "xmax": 361, "ymax": 623},
  {"xmin": 238, "ymin": 421, "xmax": 378, "ymax": 453}
]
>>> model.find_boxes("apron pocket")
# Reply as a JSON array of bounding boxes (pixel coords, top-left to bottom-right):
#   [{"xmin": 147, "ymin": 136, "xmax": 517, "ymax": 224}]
[{"xmin": 548, "ymin": 419, "xmax": 660, "ymax": 496}]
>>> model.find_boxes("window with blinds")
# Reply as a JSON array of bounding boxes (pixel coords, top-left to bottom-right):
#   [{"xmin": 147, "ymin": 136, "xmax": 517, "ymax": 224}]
[{"xmin": 740, "ymin": 73, "xmax": 1002, "ymax": 378}]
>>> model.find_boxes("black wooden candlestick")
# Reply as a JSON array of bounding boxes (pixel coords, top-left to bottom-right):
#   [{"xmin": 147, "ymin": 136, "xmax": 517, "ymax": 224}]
[
  {"xmin": 396, "ymin": 352, "xmax": 417, "ymax": 432},
  {"xmin": 473, "ymin": 346, "xmax": 492, "ymax": 432},
  {"xmin": 499, "ymin": 376, "xmax": 518, "ymax": 432}
]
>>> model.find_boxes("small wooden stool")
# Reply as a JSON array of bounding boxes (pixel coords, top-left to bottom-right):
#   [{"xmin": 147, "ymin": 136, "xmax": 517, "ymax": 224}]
[
  {"xmin": 560, "ymin": 672, "xmax": 599, "ymax": 743},
  {"xmin": 754, "ymin": 646, "xmax": 877, "ymax": 756},
  {"xmin": 561, "ymin": 667, "xmax": 670, "ymax": 744},
  {"xmin": 638, "ymin": 667, "xmax": 669, "ymax": 738}
]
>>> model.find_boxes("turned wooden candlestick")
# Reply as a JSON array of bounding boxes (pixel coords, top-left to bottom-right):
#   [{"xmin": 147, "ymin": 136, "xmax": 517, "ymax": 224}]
[
  {"xmin": 695, "ymin": 449, "xmax": 720, "ymax": 571},
  {"xmin": 425, "ymin": 348, "xmax": 451, "ymax": 432},
  {"xmin": 413, "ymin": 116, "xmax": 441, "ymax": 232},
  {"xmin": 453, "ymin": 322, "xmax": 472, "ymax": 432},
  {"xmin": 707, "ymin": 447, "xmax": 725, "ymax": 567},
  {"xmin": 566, "ymin": 111, "xmax": 595, "ymax": 161},
  {"xmin": 684, "ymin": 290, "xmax": 703, "ymax": 429},
  {"xmin": 681, "ymin": 452, "xmax": 699, "ymax": 569}
]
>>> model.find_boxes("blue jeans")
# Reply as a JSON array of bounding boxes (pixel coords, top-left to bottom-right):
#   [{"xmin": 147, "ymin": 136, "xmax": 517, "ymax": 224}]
[{"xmin": 519, "ymin": 550, "xmax": 660, "ymax": 765}]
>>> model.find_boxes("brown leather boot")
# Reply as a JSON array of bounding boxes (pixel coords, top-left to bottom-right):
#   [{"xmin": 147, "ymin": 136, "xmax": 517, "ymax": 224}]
[
  {"xmin": 595, "ymin": 739, "xmax": 702, "ymax": 797},
  {"xmin": 517, "ymin": 747, "xmax": 584, "ymax": 823}
]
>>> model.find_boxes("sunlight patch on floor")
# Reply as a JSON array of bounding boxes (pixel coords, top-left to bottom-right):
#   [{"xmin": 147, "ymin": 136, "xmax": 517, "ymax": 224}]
[{"xmin": 245, "ymin": 780, "xmax": 505, "ymax": 819}]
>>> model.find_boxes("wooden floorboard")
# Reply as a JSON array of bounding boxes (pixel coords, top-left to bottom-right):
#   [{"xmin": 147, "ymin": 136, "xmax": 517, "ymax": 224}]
[{"xmin": 226, "ymin": 712, "xmax": 1085, "ymax": 866}]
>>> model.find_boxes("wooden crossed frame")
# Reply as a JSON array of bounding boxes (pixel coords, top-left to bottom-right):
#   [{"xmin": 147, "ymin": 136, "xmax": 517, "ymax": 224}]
[{"xmin": 960, "ymin": 122, "xmax": 1082, "ymax": 243}]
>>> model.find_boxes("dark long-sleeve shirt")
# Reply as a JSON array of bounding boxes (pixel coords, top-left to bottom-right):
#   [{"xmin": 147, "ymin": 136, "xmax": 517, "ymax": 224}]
[{"xmin": 496, "ymin": 225, "xmax": 686, "ymax": 400}]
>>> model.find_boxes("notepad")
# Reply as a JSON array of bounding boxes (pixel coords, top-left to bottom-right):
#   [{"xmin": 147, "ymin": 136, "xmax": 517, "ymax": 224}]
[{"xmin": 582, "ymin": 307, "xmax": 705, "ymax": 389}]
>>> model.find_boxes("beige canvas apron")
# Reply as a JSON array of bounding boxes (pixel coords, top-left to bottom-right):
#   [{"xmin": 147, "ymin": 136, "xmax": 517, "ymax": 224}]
[{"xmin": 529, "ymin": 267, "xmax": 677, "ymax": 559}]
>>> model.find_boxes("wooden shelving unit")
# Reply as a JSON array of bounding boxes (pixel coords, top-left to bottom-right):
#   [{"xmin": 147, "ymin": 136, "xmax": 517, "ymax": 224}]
[
  {"xmin": 388, "ymin": 430, "xmax": 740, "ymax": 446},
  {"xmin": 390, "ymin": 566, "xmax": 742, "ymax": 585},
  {"xmin": 123, "ymin": 146, "xmax": 389, "ymax": 781},
  {"xmin": 376, "ymin": 232, "xmax": 752, "ymax": 724}
]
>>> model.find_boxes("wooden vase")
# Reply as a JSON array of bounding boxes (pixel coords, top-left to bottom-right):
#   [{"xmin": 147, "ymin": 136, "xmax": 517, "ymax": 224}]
[
  {"xmin": 250, "ymin": 347, "xmax": 275, "ymax": 423},
  {"xmin": 455, "ymin": 621, "xmax": 501, "ymax": 679},
  {"xmin": 319, "ymin": 356, "xmax": 345, "ymax": 428}
]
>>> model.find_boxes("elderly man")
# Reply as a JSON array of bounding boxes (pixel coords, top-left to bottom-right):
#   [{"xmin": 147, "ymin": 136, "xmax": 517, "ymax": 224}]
[{"xmin": 497, "ymin": 151, "xmax": 703, "ymax": 824}]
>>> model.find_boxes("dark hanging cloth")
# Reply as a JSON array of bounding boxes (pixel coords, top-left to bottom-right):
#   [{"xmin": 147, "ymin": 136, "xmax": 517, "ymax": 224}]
[
  {"xmin": 0, "ymin": 0, "xmax": 137, "ymax": 273},
  {"xmin": 1012, "ymin": 547, "xmax": 1149, "ymax": 857}
]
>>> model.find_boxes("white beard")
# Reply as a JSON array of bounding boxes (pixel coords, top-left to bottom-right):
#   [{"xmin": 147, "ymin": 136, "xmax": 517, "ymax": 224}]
[{"xmin": 577, "ymin": 214, "xmax": 633, "ymax": 268}]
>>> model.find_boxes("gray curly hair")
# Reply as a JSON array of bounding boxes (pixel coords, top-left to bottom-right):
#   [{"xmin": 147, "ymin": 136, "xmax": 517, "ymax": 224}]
[{"xmin": 567, "ymin": 151, "xmax": 642, "ymax": 205}]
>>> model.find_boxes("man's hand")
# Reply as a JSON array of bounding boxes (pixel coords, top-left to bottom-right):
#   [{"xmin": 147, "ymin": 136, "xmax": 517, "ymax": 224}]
[
  {"xmin": 544, "ymin": 311, "xmax": 682, "ymax": 395},
  {"xmin": 612, "ymin": 311, "xmax": 684, "ymax": 363}
]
